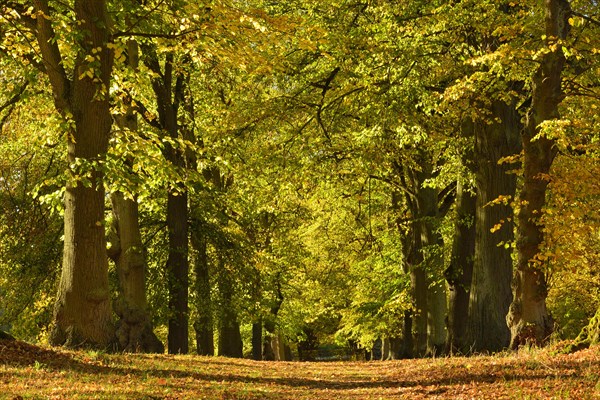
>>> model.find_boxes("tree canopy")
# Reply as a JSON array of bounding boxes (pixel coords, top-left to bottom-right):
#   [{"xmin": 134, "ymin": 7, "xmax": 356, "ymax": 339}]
[{"xmin": 0, "ymin": 0, "xmax": 599, "ymax": 357}]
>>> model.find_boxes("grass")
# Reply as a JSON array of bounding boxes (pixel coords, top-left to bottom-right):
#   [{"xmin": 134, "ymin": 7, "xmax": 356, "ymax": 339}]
[{"xmin": 1, "ymin": 339, "xmax": 599, "ymax": 399}]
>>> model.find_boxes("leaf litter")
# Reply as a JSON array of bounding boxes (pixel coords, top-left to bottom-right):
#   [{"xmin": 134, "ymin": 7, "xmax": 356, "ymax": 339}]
[{"xmin": 1, "ymin": 338, "xmax": 599, "ymax": 399}]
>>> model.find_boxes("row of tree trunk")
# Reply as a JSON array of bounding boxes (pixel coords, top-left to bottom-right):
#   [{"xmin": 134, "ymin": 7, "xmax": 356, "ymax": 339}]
[
  {"xmin": 29, "ymin": 0, "xmax": 599, "ymax": 357},
  {"xmin": 393, "ymin": 0, "xmax": 578, "ymax": 355}
]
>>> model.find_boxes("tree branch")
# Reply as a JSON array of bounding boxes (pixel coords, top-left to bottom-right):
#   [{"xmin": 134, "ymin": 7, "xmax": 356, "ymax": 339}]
[
  {"xmin": 126, "ymin": 91, "xmax": 162, "ymax": 131},
  {"xmin": 0, "ymin": 82, "xmax": 28, "ymax": 114},
  {"xmin": 112, "ymin": 28, "xmax": 203, "ymax": 40},
  {"xmin": 32, "ymin": 0, "xmax": 70, "ymax": 113},
  {"xmin": 572, "ymin": 11, "xmax": 600, "ymax": 28}
]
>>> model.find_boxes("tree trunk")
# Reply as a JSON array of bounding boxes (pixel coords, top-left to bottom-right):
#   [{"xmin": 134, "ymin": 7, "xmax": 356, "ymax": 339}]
[
  {"xmin": 263, "ymin": 283, "xmax": 284, "ymax": 361},
  {"xmin": 252, "ymin": 321, "xmax": 263, "ymax": 361},
  {"xmin": 445, "ymin": 180, "xmax": 476, "ymax": 354},
  {"xmin": 218, "ymin": 317, "xmax": 243, "ymax": 358},
  {"xmin": 394, "ymin": 192, "xmax": 414, "ymax": 358},
  {"xmin": 110, "ymin": 193, "xmax": 164, "ymax": 353},
  {"xmin": 263, "ymin": 318, "xmax": 277, "ymax": 361},
  {"xmin": 271, "ymin": 332, "xmax": 292, "ymax": 361},
  {"xmin": 381, "ymin": 337, "xmax": 390, "ymax": 360},
  {"xmin": 566, "ymin": 306, "xmax": 600, "ymax": 352},
  {"xmin": 144, "ymin": 50, "xmax": 191, "ymax": 354},
  {"xmin": 413, "ymin": 165, "xmax": 447, "ymax": 356},
  {"xmin": 418, "ymin": 184, "xmax": 447, "ymax": 356},
  {"xmin": 467, "ymin": 100, "xmax": 521, "ymax": 353},
  {"xmin": 192, "ymin": 229, "xmax": 214, "ymax": 356},
  {"xmin": 108, "ymin": 38, "xmax": 163, "ymax": 353},
  {"xmin": 404, "ymin": 225, "xmax": 428, "ymax": 357},
  {"xmin": 216, "ymin": 256, "xmax": 243, "ymax": 358},
  {"xmin": 400, "ymin": 160, "xmax": 447, "ymax": 357},
  {"xmin": 386, "ymin": 337, "xmax": 402, "ymax": 360},
  {"xmin": 166, "ymin": 190, "xmax": 189, "ymax": 354},
  {"xmin": 507, "ymin": 0, "xmax": 571, "ymax": 349},
  {"xmin": 399, "ymin": 310, "xmax": 413, "ymax": 358},
  {"xmin": 37, "ymin": 0, "xmax": 115, "ymax": 349}
]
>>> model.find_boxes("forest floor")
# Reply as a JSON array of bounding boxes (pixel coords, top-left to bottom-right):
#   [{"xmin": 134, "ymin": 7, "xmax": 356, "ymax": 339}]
[{"xmin": 0, "ymin": 338, "xmax": 599, "ymax": 399}]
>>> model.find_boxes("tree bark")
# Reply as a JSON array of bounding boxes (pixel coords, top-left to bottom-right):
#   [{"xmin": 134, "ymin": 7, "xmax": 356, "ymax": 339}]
[
  {"xmin": 418, "ymin": 180, "xmax": 447, "ymax": 356},
  {"xmin": 191, "ymin": 229, "xmax": 214, "ymax": 356},
  {"xmin": 261, "ymin": 280, "xmax": 284, "ymax": 360},
  {"xmin": 507, "ymin": 0, "xmax": 571, "ymax": 349},
  {"xmin": 393, "ymin": 191, "xmax": 415, "ymax": 358},
  {"xmin": 166, "ymin": 190, "xmax": 189, "ymax": 354},
  {"xmin": 109, "ymin": 38, "xmax": 163, "ymax": 354},
  {"xmin": 566, "ymin": 306, "xmax": 600, "ymax": 352},
  {"xmin": 144, "ymin": 50, "xmax": 190, "ymax": 354},
  {"xmin": 400, "ymin": 158, "xmax": 447, "ymax": 356},
  {"xmin": 109, "ymin": 193, "xmax": 164, "ymax": 353},
  {"xmin": 216, "ymin": 256, "xmax": 243, "ymax": 358},
  {"xmin": 252, "ymin": 321, "xmax": 263, "ymax": 361},
  {"xmin": 34, "ymin": 0, "xmax": 115, "ymax": 349},
  {"xmin": 402, "ymin": 218, "xmax": 428, "ymax": 357},
  {"xmin": 445, "ymin": 180, "xmax": 476, "ymax": 354},
  {"xmin": 399, "ymin": 310, "xmax": 413, "ymax": 358},
  {"xmin": 467, "ymin": 100, "xmax": 521, "ymax": 353}
]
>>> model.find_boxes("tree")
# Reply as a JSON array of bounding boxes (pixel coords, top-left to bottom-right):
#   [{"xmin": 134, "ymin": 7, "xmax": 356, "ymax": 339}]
[
  {"xmin": 445, "ymin": 180, "xmax": 476, "ymax": 354},
  {"xmin": 507, "ymin": 0, "xmax": 572, "ymax": 348},
  {"xmin": 190, "ymin": 222, "xmax": 214, "ymax": 356},
  {"xmin": 29, "ymin": 0, "xmax": 116, "ymax": 348},
  {"xmin": 108, "ymin": 39, "xmax": 163, "ymax": 353},
  {"xmin": 468, "ymin": 100, "xmax": 521, "ymax": 352},
  {"xmin": 140, "ymin": 46, "xmax": 191, "ymax": 354}
]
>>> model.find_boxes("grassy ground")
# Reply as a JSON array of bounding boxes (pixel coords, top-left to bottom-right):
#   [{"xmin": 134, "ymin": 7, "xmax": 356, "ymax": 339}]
[{"xmin": 1, "ymin": 338, "xmax": 599, "ymax": 399}]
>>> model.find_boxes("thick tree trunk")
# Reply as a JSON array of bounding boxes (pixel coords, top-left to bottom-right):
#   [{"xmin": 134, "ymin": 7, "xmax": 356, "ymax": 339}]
[
  {"xmin": 413, "ymin": 165, "xmax": 447, "ymax": 356},
  {"xmin": 252, "ymin": 321, "xmax": 263, "ymax": 360},
  {"xmin": 216, "ymin": 255, "xmax": 242, "ymax": 358},
  {"xmin": 145, "ymin": 50, "xmax": 191, "ymax": 354},
  {"xmin": 418, "ymin": 184, "xmax": 447, "ymax": 356},
  {"xmin": 394, "ymin": 192, "xmax": 414, "ymax": 359},
  {"xmin": 399, "ymin": 310, "xmax": 413, "ymax": 358},
  {"xmin": 262, "ymin": 284, "xmax": 284, "ymax": 361},
  {"xmin": 507, "ymin": 0, "xmax": 571, "ymax": 349},
  {"xmin": 39, "ymin": 0, "xmax": 115, "ymax": 348},
  {"xmin": 566, "ymin": 306, "xmax": 600, "ymax": 352},
  {"xmin": 166, "ymin": 190, "xmax": 189, "ymax": 354},
  {"xmin": 110, "ymin": 193, "xmax": 164, "ymax": 353},
  {"xmin": 271, "ymin": 333, "xmax": 292, "ymax": 361},
  {"xmin": 467, "ymin": 100, "xmax": 521, "ymax": 353},
  {"xmin": 192, "ymin": 229, "xmax": 214, "ymax": 356},
  {"xmin": 405, "ymin": 231, "xmax": 428, "ymax": 357},
  {"xmin": 262, "ymin": 318, "xmax": 277, "ymax": 361},
  {"xmin": 381, "ymin": 338, "xmax": 390, "ymax": 360},
  {"xmin": 400, "ymin": 161, "xmax": 447, "ymax": 357},
  {"xmin": 386, "ymin": 337, "xmax": 402, "ymax": 360},
  {"xmin": 108, "ymin": 38, "xmax": 162, "ymax": 353},
  {"xmin": 218, "ymin": 318, "xmax": 243, "ymax": 358},
  {"xmin": 445, "ymin": 181, "xmax": 476, "ymax": 354}
]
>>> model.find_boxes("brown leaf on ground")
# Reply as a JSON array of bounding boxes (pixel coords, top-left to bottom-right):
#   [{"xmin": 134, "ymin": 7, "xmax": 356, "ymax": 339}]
[{"xmin": 1, "ymin": 338, "xmax": 600, "ymax": 399}]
